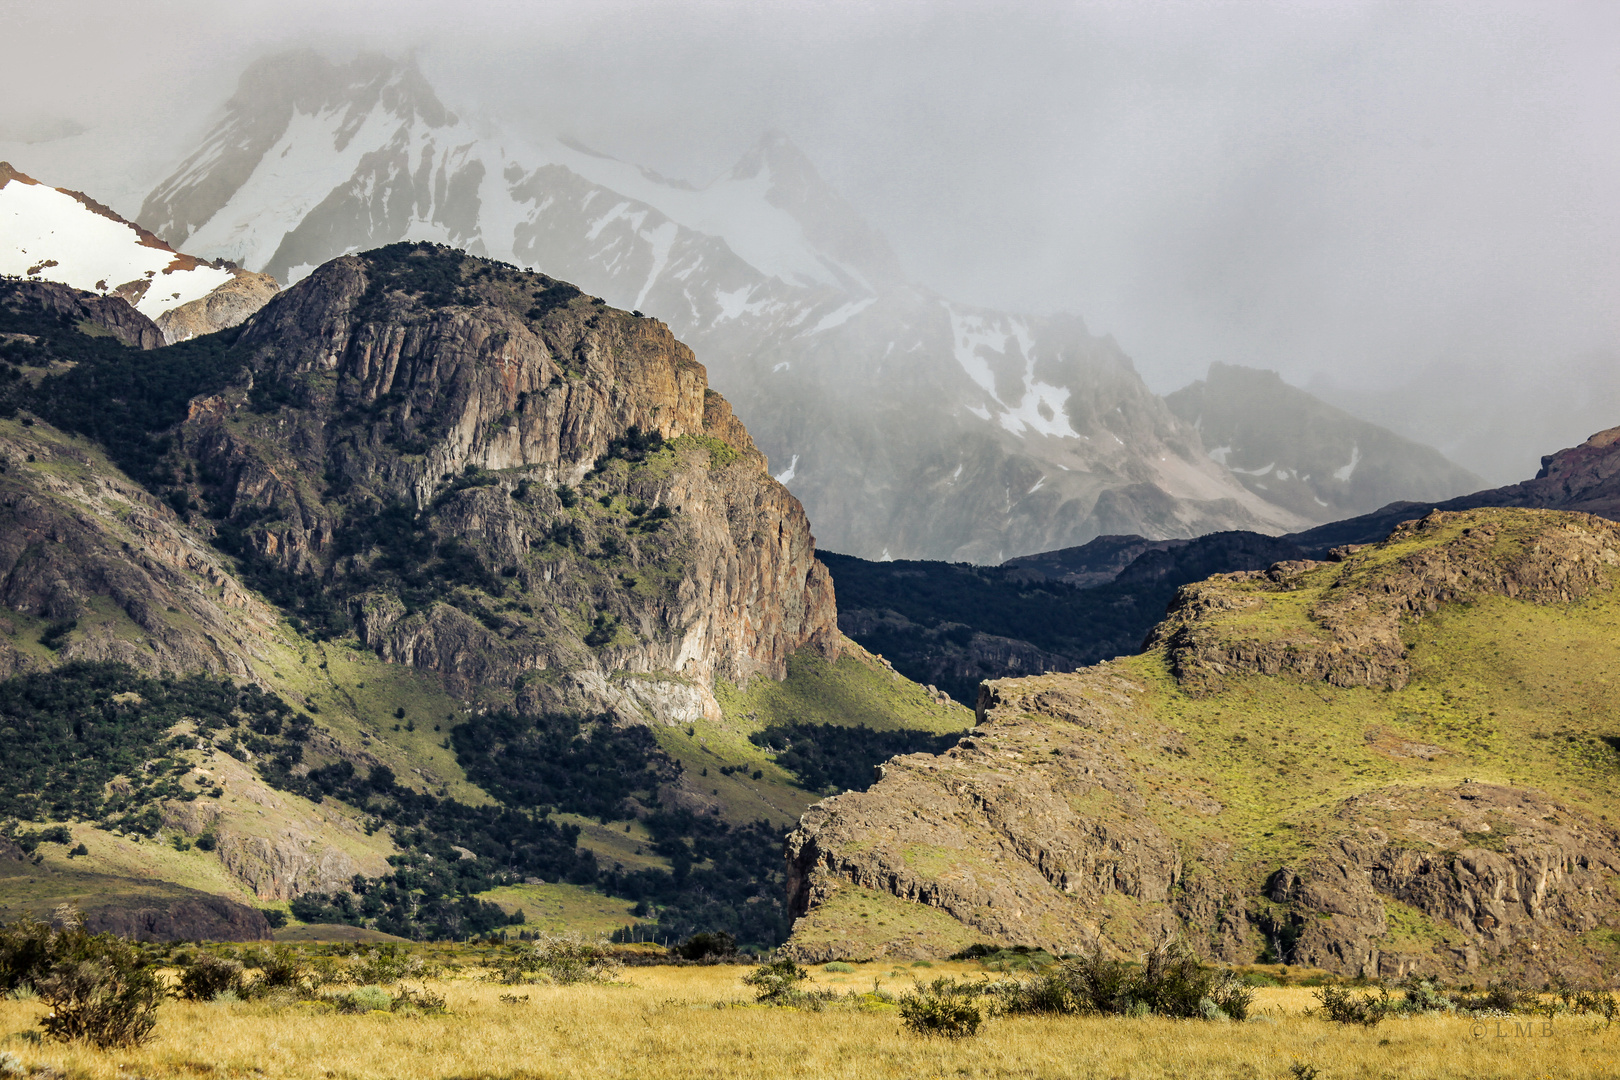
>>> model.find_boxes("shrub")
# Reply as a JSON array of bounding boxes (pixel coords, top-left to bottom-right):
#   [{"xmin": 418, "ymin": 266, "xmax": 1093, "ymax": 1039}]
[
  {"xmin": 674, "ymin": 932, "xmax": 736, "ymax": 962},
  {"xmin": 333, "ymin": 985, "xmax": 393, "ymax": 1013},
  {"xmin": 742, "ymin": 959, "xmax": 811, "ymax": 1004},
  {"xmin": 899, "ymin": 987, "xmax": 983, "ymax": 1038},
  {"xmin": 175, "ymin": 953, "xmax": 247, "ymax": 1001},
  {"xmin": 824, "ymin": 962, "xmax": 854, "ymax": 973},
  {"xmin": 247, "ymin": 944, "xmax": 307, "ymax": 993},
  {"xmin": 1000, "ymin": 937, "xmax": 1252, "ymax": 1021},
  {"xmin": 0, "ymin": 915, "xmax": 56, "ymax": 992},
  {"xmin": 491, "ymin": 934, "xmax": 619, "ymax": 986},
  {"xmin": 34, "ymin": 918, "xmax": 163, "ymax": 1048},
  {"xmin": 391, "ymin": 984, "xmax": 446, "ymax": 1014},
  {"xmin": 1315, "ymin": 984, "xmax": 1394, "ymax": 1027}
]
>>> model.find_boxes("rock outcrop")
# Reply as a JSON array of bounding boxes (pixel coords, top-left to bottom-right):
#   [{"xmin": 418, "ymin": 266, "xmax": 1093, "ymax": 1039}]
[
  {"xmin": 0, "ymin": 417, "xmax": 281, "ymax": 679},
  {"xmin": 155, "ymin": 269, "xmax": 280, "ymax": 343},
  {"xmin": 785, "ymin": 508, "xmax": 1620, "ymax": 981},
  {"xmin": 166, "ymin": 243, "xmax": 839, "ymax": 721},
  {"xmin": 2, "ymin": 279, "xmax": 165, "ymax": 349}
]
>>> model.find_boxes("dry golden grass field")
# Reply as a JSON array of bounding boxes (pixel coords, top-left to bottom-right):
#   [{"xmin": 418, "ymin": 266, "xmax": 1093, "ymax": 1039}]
[{"xmin": 1, "ymin": 960, "xmax": 1617, "ymax": 1080}]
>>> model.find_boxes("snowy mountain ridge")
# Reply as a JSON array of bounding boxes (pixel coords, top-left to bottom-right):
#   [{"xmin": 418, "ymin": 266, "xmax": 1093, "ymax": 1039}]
[{"xmin": 111, "ymin": 50, "xmax": 1475, "ymax": 560}]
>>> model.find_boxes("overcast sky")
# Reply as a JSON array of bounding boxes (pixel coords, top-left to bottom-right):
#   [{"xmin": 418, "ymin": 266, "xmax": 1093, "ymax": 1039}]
[{"xmin": 2, "ymin": 0, "xmax": 1617, "ymax": 480}]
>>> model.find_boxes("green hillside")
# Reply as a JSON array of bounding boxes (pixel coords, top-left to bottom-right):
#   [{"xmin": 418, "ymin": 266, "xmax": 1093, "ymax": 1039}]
[{"xmin": 787, "ymin": 509, "xmax": 1620, "ymax": 981}]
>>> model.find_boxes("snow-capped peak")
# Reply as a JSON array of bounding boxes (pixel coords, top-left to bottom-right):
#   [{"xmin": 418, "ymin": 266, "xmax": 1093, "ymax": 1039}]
[{"xmin": 0, "ymin": 161, "xmax": 234, "ymax": 319}]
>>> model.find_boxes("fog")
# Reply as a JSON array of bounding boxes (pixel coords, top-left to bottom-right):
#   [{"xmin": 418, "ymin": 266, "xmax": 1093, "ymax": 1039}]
[{"xmin": 3, "ymin": 0, "xmax": 1616, "ymax": 482}]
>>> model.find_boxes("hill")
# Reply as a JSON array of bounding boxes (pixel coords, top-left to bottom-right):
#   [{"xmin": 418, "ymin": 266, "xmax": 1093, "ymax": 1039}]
[
  {"xmin": 0, "ymin": 246, "xmax": 969, "ymax": 945},
  {"xmin": 824, "ymin": 423, "xmax": 1620, "ymax": 704},
  {"xmin": 787, "ymin": 507, "xmax": 1620, "ymax": 982}
]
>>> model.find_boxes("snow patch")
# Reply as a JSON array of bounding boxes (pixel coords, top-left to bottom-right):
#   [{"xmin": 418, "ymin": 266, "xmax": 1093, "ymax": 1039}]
[
  {"xmin": 1207, "ymin": 445, "xmax": 1232, "ymax": 465},
  {"xmin": 808, "ymin": 297, "xmax": 875, "ymax": 333},
  {"xmin": 773, "ymin": 454, "xmax": 799, "ymax": 484},
  {"xmin": 1, "ymin": 180, "xmax": 232, "ymax": 317},
  {"xmin": 772, "ymin": 361, "xmax": 790, "ymax": 373},
  {"xmin": 1333, "ymin": 445, "xmax": 1362, "ymax": 482},
  {"xmin": 1230, "ymin": 461, "xmax": 1277, "ymax": 476}
]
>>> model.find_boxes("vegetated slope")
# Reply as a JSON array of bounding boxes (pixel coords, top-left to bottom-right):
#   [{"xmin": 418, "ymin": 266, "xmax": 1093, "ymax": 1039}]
[
  {"xmin": 821, "ymin": 532, "xmax": 1308, "ymax": 705},
  {"xmin": 0, "ymin": 253, "xmax": 968, "ymax": 945},
  {"xmin": 787, "ymin": 508, "xmax": 1620, "ymax": 984},
  {"xmin": 131, "ymin": 49, "xmax": 1320, "ymax": 561},
  {"xmin": 825, "ymin": 424, "xmax": 1620, "ymax": 705},
  {"xmin": 1165, "ymin": 363, "xmax": 1483, "ymax": 521},
  {"xmin": 0, "ymin": 161, "xmax": 277, "ymax": 342}
]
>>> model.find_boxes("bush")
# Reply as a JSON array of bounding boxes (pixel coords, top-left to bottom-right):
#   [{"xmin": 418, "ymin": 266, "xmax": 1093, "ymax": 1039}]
[
  {"xmin": 333, "ymin": 985, "xmax": 393, "ymax": 1014},
  {"xmin": 246, "ymin": 944, "xmax": 307, "ymax": 993},
  {"xmin": 1315, "ymin": 984, "xmax": 1394, "ymax": 1027},
  {"xmin": 674, "ymin": 932, "xmax": 736, "ymax": 961},
  {"xmin": 391, "ymin": 984, "xmax": 447, "ymax": 1014},
  {"xmin": 997, "ymin": 937, "xmax": 1253, "ymax": 1021},
  {"xmin": 175, "ymin": 952, "xmax": 247, "ymax": 1001},
  {"xmin": 490, "ymin": 934, "xmax": 619, "ymax": 986},
  {"xmin": 824, "ymin": 962, "xmax": 855, "ymax": 973},
  {"xmin": 899, "ymin": 987, "xmax": 984, "ymax": 1038},
  {"xmin": 34, "ymin": 918, "xmax": 164, "ymax": 1048},
  {"xmin": 742, "ymin": 959, "xmax": 811, "ymax": 1005},
  {"xmin": 0, "ymin": 915, "xmax": 56, "ymax": 992}
]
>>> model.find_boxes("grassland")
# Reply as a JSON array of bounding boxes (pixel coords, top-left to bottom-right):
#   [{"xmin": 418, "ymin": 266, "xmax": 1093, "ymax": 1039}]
[{"xmin": 1, "ymin": 961, "xmax": 1617, "ymax": 1079}]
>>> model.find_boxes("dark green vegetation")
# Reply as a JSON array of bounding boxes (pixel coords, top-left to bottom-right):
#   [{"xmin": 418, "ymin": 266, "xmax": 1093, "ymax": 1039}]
[
  {"xmin": 748, "ymin": 723, "xmax": 962, "ymax": 794},
  {"xmin": 0, "ymin": 284, "xmax": 248, "ymax": 489},
  {"xmin": 0, "ymin": 662, "xmax": 797, "ymax": 945},
  {"xmin": 1313, "ymin": 977, "xmax": 1620, "ymax": 1027},
  {"xmin": 821, "ymin": 531, "xmax": 1304, "ymax": 704},
  {"xmin": 0, "ymin": 662, "xmax": 303, "ymax": 832},
  {"xmin": 0, "ymin": 911, "xmax": 164, "ymax": 1048}
]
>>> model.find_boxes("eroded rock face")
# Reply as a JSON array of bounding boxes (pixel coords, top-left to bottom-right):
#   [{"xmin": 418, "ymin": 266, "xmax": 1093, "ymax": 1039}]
[
  {"xmin": 785, "ymin": 508, "xmax": 1620, "ymax": 980},
  {"xmin": 2, "ymin": 280, "xmax": 165, "ymax": 349},
  {"xmin": 155, "ymin": 269, "xmax": 280, "ymax": 344},
  {"xmin": 0, "ymin": 419, "xmax": 280, "ymax": 679},
  {"xmin": 1148, "ymin": 510, "xmax": 1620, "ymax": 696},
  {"xmin": 166, "ymin": 246, "xmax": 838, "ymax": 719},
  {"xmin": 84, "ymin": 896, "xmax": 271, "ymax": 943},
  {"xmin": 786, "ymin": 667, "xmax": 1183, "ymax": 960}
]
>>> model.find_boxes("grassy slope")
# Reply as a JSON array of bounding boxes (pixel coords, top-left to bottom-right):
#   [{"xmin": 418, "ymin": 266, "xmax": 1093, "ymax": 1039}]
[
  {"xmin": 793, "ymin": 509, "xmax": 1620, "ymax": 963},
  {"xmin": 1046, "ymin": 512, "xmax": 1620, "ymax": 959}
]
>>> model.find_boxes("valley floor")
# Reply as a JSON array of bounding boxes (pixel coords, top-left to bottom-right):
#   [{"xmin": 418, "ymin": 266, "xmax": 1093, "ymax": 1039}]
[{"xmin": 2, "ymin": 962, "xmax": 1616, "ymax": 1079}]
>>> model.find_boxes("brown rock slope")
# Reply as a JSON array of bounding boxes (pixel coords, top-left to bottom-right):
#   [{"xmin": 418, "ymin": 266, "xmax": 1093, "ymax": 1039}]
[
  {"xmin": 0, "ymin": 417, "xmax": 281, "ymax": 679},
  {"xmin": 162, "ymin": 241, "xmax": 839, "ymax": 723},
  {"xmin": 786, "ymin": 507, "xmax": 1620, "ymax": 982}
]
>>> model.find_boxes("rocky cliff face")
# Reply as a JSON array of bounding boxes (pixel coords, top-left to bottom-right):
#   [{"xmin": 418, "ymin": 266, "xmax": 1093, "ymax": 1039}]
[
  {"xmin": 0, "ymin": 416, "xmax": 280, "ymax": 679},
  {"xmin": 154, "ymin": 269, "xmax": 280, "ymax": 344},
  {"xmin": 3, "ymin": 280, "xmax": 165, "ymax": 349},
  {"xmin": 785, "ymin": 508, "xmax": 1620, "ymax": 981},
  {"xmin": 166, "ymin": 242, "xmax": 839, "ymax": 722}
]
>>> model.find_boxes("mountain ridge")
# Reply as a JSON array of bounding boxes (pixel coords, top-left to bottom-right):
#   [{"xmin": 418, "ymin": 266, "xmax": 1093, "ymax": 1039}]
[{"xmin": 114, "ymin": 49, "xmax": 1486, "ymax": 562}]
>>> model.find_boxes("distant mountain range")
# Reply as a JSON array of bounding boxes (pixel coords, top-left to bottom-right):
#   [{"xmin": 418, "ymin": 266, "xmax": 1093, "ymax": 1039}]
[
  {"xmin": 6, "ymin": 48, "xmax": 1467, "ymax": 562},
  {"xmin": 826, "ymin": 421, "xmax": 1620, "ymax": 701}
]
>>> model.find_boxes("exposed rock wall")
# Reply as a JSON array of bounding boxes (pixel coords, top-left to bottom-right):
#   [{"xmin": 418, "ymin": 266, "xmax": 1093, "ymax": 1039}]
[
  {"xmin": 0, "ymin": 418, "xmax": 280, "ymax": 679},
  {"xmin": 2, "ymin": 280, "xmax": 165, "ymax": 349},
  {"xmin": 155, "ymin": 269, "xmax": 280, "ymax": 343},
  {"xmin": 169, "ymin": 247, "xmax": 838, "ymax": 718}
]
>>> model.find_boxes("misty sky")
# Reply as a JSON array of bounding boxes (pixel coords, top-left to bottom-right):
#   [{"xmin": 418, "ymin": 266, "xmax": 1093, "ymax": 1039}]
[{"xmin": 2, "ymin": 0, "xmax": 1616, "ymax": 481}]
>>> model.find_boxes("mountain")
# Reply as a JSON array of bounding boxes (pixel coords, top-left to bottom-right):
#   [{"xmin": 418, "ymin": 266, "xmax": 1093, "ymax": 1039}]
[
  {"xmin": 0, "ymin": 162, "xmax": 277, "ymax": 343},
  {"xmin": 1165, "ymin": 363, "xmax": 1483, "ymax": 520},
  {"xmin": 822, "ymin": 421, "xmax": 1620, "ymax": 705},
  {"xmin": 0, "ymin": 246, "xmax": 969, "ymax": 944},
  {"xmin": 128, "ymin": 49, "xmax": 1320, "ymax": 562},
  {"xmin": 787, "ymin": 507, "xmax": 1620, "ymax": 983}
]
